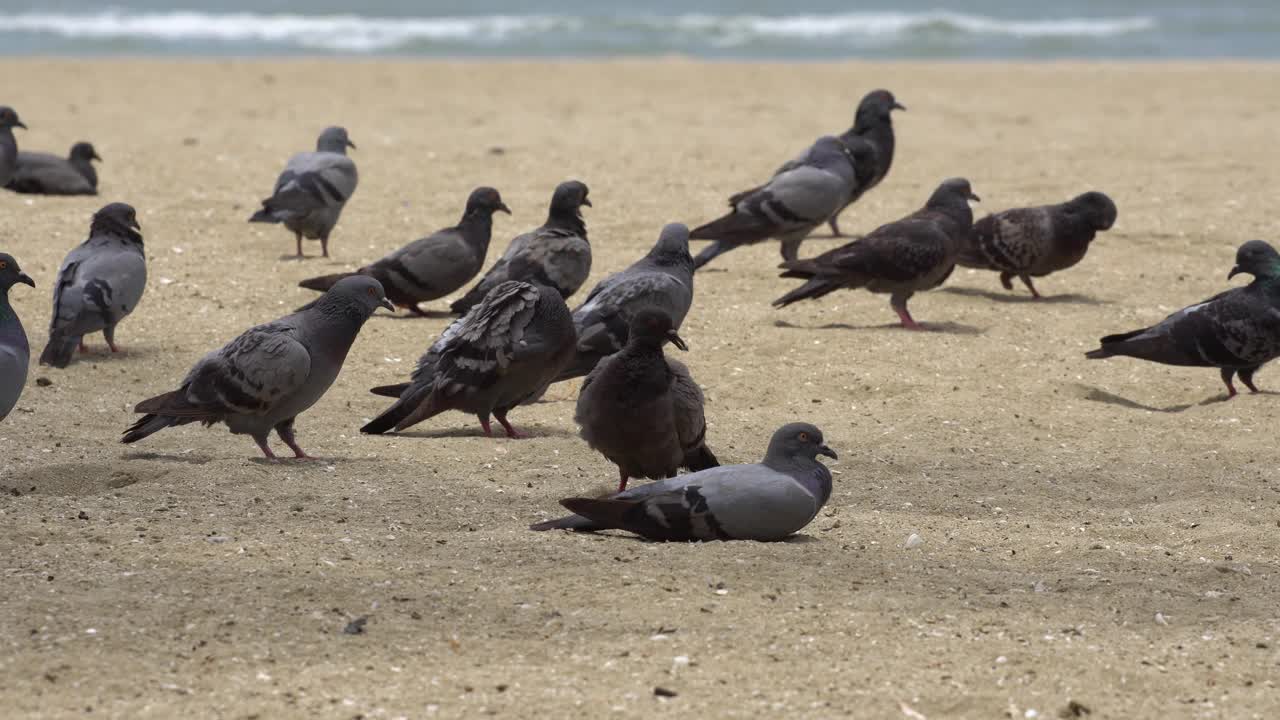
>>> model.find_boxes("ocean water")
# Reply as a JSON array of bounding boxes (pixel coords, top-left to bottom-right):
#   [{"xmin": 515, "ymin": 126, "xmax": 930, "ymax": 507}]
[{"xmin": 1, "ymin": 1, "xmax": 1278, "ymax": 59}]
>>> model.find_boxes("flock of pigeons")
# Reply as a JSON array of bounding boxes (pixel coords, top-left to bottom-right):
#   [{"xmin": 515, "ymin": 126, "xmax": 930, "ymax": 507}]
[{"xmin": 1, "ymin": 88, "xmax": 1279, "ymax": 542}]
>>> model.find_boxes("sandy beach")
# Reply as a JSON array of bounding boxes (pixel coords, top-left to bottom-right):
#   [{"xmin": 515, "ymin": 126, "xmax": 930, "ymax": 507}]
[{"xmin": 2, "ymin": 60, "xmax": 1280, "ymax": 719}]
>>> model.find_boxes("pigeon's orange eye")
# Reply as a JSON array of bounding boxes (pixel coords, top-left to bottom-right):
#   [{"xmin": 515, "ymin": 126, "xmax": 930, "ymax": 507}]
[
  {"xmin": 0, "ymin": 260, "xmax": 7, "ymax": 269},
  {"xmin": 797, "ymin": 432, "xmax": 809, "ymax": 442}
]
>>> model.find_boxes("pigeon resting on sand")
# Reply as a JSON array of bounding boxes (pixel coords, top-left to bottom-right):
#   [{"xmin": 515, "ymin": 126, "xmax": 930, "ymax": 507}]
[
  {"xmin": 575, "ymin": 308, "xmax": 718, "ymax": 492},
  {"xmin": 1085, "ymin": 240, "xmax": 1280, "ymax": 397},
  {"xmin": 299, "ymin": 187, "xmax": 509, "ymax": 314},
  {"xmin": 6, "ymin": 142, "xmax": 100, "ymax": 196},
  {"xmin": 556, "ymin": 223, "xmax": 695, "ymax": 382},
  {"xmin": 691, "ymin": 136, "xmax": 870, "ymax": 269},
  {"xmin": 530, "ymin": 422, "xmax": 835, "ymax": 541},
  {"xmin": 826, "ymin": 89, "xmax": 903, "ymax": 236},
  {"xmin": 40, "ymin": 203, "xmax": 147, "ymax": 368},
  {"xmin": 249, "ymin": 126, "xmax": 357, "ymax": 258},
  {"xmin": 360, "ymin": 280, "xmax": 576, "ymax": 437},
  {"xmin": 450, "ymin": 180, "xmax": 592, "ymax": 315},
  {"xmin": 959, "ymin": 191, "xmax": 1117, "ymax": 298},
  {"xmin": 0, "ymin": 254, "xmax": 36, "ymax": 423},
  {"xmin": 773, "ymin": 177, "xmax": 979, "ymax": 330},
  {"xmin": 122, "ymin": 276, "xmax": 393, "ymax": 457},
  {"xmin": 0, "ymin": 106, "xmax": 28, "ymax": 188}
]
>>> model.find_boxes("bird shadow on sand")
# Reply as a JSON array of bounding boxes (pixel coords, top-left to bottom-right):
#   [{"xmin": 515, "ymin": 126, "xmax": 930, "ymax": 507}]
[
  {"xmin": 70, "ymin": 345, "xmax": 161, "ymax": 364},
  {"xmin": 388, "ymin": 424, "xmax": 577, "ymax": 440},
  {"xmin": 774, "ymin": 319, "xmax": 984, "ymax": 336},
  {"xmin": 123, "ymin": 451, "xmax": 219, "ymax": 465},
  {"xmin": 277, "ymin": 254, "xmax": 328, "ymax": 262},
  {"xmin": 246, "ymin": 455, "xmax": 382, "ymax": 466},
  {"xmin": 534, "ymin": 529, "xmax": 822, "ymax": 544},
  {"xmin": 1076, "ymin": 385, "xmax": 1193, "ymax": 413},
  {"xmin": 942, "ymin": 286, "xmax": 1109, "ymax": 305}
]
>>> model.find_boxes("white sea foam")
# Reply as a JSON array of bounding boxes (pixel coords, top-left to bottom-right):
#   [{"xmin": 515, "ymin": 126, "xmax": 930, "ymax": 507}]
[{"xmin": 0, "ymin": 10, "xmax": 1158, "ymax": 52}]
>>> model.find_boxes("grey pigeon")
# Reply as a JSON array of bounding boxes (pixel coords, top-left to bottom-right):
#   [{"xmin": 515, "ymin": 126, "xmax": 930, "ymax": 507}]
[
  {"xmin": 249, "ymin": 126, "xmax": 358, "ymax": 258},
  {"xmin": 7, "ymin": 142, "xmax": 100, "ymax": 196},
  {"xmin": 575, "ymin": 307, "xmax": 718, "ymax": 491},
  {"xmin": 773, "ymin": 177, "xmax": 980, "ymax": 330},
  {"xmin": 360, "ymin": 280, "xmax": 576, "ymax": 437},
  {"xmin": 122, "ymin": 276, "xmax": 393, "ymax": 457},
  {"xmin": 691, "ymin": 135, "xmax": 871, "ymax": 269},
  {"xmin": 299, "ymin": 187, "xmax": 510, "ymax": 314},
  {"xmin": 0, "ymin": 106, "xmax": 27, "ymax": 188},
  {"xmin": 556, "ymin": 223, "xmax": 696, "ymax": 381},
  {"xmin": 0, "ymin": 254, "xmax": 36, "ymax": 423},
  {"xmin": 1085, "ymin": 240, "xmax": 1280, "ymax": 398},
  {"xmin": 40, "ymin": 203, "xmax": 147, "ymax": 368},
  {"xmin": 530, "ymin": 422, "xmax": 836, "ymax": 541},
  {"xmin": 450, "ymin": 180, "xmax": 592, "ymax": 315},
  {"xmin": 959, "ymin": 191, "xmax": 1118, "ymax": 298}
]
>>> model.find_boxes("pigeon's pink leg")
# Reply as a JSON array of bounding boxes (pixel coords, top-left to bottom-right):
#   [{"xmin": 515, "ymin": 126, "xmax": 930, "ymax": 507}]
[
  {"xmin": 495, "ymin": 411, "xmax": 525, "ymax": 439},
  {"xmin": 79, "ymin": 341, "xmax": 88, "ymax": 353},
  {"xmin": 617, "ymin": 469, "xmax": 629, "ymax": 493},
  {"xmin": 255, "ymin": 437, "xmax": 276, "ymax": 458},
  {"xmin": 1221, "ymin": 368, "xmax": 1238, "ymax": 398},
  {"xmin": 478, "ymin": 416, "xmax": 493, "ymax": 437},
  {"xmin": 893, "ymin": 306, "xmax": 923, "ymax": 331},
  {"xmin": 1019, "ymin": 275, "xmax": 1042, "ymax": 300},
  {"xmin": 275, "ymin": 420, "xmax": 309, "ymax": 458}
]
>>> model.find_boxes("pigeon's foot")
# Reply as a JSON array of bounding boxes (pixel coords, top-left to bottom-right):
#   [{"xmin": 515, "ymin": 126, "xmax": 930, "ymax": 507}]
[
  {"xmin": 107, "ymin": 340, "xmax": 120, "ymax": 353},
  {"xmin": 496, "ymin": 414, "xmax": 524, "ymax": 439},
  {"xmin": 79, "ymin": 342, "xmax": 88, "ymax": 354},
  {"xmin": 478, "ymin": 416, "xmax": 493, "ymax": 437},
  {"xmin": 1019, "ymin": 275, "xmax": 1042, "ymax": 300},
  {"xmin": 999, "ymin": 272, "xmax": 1014, "ymax": 291},
  {"xmin": 617, "ymin": 470, "xmax": 629, "ymax": 493},
  {"xmin": 893, "ymin": 306, "xmax": 923, "ymax": 331},
  {"xmin": 255, "ymin": 438, "xmax": 277, "ymax": 459}
]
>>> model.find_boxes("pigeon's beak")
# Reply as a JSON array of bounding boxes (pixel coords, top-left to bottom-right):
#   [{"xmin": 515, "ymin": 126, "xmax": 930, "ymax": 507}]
[
  {"xmin": 497, "ymin": 202, "xmax": 512, "ymax": 215},
  {"xmin": 581, "ymin": 197, "xmax": 592, "ymax": 208},
  {"xmin": 346, "ymin": 139, "xmax": 357, "ymax": 150},
  {"xmin": 129, "ymin": 217, "xmax": 142, "ymax": 231},
  {"xmin": 967, "ymin": 191, "xmax": 981, "ymax": 202},
  {"xmin": 92, "ymin": 150, "xmax": 102, "ymax": 161},
  {"xmin": 16, "ymin": 272, "xmax": 34, "ymax": 288},
  {"xmin": 1228, "ymin": 266, "xmax": 1243, "ymax": 280},
  {"xmin": 379, "ymin": 297, "xmax": 396, "ymax": 312},
  {"xmin": 14, "ymin": 120, "xmax": 26, "ymax": 130},
  {"xmin": 892, "ymin": 101, "xmax": 906, "ymax": 111},
  {"xmin": 667, "ymin": 329, "xmax": 688, "ymax": 352},
  {"xmin": 818, "ymin": 444, "xmax": 838, "ymax": 460}
]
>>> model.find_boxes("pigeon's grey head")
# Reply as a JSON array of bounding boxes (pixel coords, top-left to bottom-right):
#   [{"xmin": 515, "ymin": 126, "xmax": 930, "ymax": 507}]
[
  {"xmin": 0, "ymin": 106, "xmax": 26, "ymax": 131},
  {"xmin": 465, "ymin": 186, "xmax": 512, "ymax": 217},
  {"xmin": 550, "ymin": 180, "xmax": 591, "ymax": 214},
  {"xmin": 0, "ymin": 253, "xmax": 35, "ymax": 293},
  {"xmin": 316, "ymin": 126, "xmax": 355, "ymax": 153},
  {"xmin": 1228, "ymin": 240, "xmax": 1280, "ymax": 281},
  {"xmin": 1071, "ymin": 191, "xmax": 1117, "ymax": 231},
  {"xmin": 767, "ymin": 422, "xmax": 838, "ymax": 463},
  {"xmin": 856, "ymin": 89, "xmax": 905, "ymax": 125},
  {"xmin": 647, "ymin": 222, "xmax": 692, "ymax": 265},
  {"xmin": 91, "ymin": 203, "xmax": 143, "ymax": 243},
  {"xmin": 928, "ymin": 177, "xmax": 980, "ymax": 209},
  {"xmin": 70, "ymin": 142, "xmax": 101, "ymax": 163},
  {"xmin": 323, "ymin": 275, "xmax": 396, "ymax": 316},
  {"xmin": 627, "ymin": 306, "xmax": 687, "ymax": 351}
]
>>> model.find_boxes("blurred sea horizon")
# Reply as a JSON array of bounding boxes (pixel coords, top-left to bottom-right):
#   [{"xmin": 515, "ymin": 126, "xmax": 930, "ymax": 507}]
[{"xmin": 1, "ymin": 2, "xmax": 1279, "ymax": 59}]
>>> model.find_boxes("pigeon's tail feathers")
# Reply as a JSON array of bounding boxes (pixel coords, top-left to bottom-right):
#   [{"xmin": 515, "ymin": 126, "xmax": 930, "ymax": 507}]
[
  {"xmin": 248, "ymin": 206, "xmax": 283, "ymax": 224},
  {"xmin": 554, "ymin": 351, "xmax": 601, "ymax": 383},
  {"xmin": 298, "ymin": 272, "xmax": 354, "ymax": 292},
  {"xmin": 772, "ymin": 276, "xmax": 845, "ymax": 308},
  {"xmin": 38, "ymin": 334, "xmax": 79, "ymax": 368},
  {"xmin": 449, "ymin": 284, "xmax": 488, "ymax": 315},
  {"xmin": 683, "ymin": 444, "xmax": 720, "ymax": 472},
  {"xmin": 690, "ymin": 212, "xmax": 768, "ymax": 244},
  {"xmin": 692, "ymin": 241, "xmax": 736, "ymax": 270},
  {"xmin": 369, "ymin": 382, "xmax": 411, "ymax": 398},
  {"xmin": 529, "ymin": 514, "xmax": 603, "ymax": 532},
  {"xmin": 1085, "ymin": 328, "xmax": 1150, "ymax": 360},
  {"xmin": 557, "ymin": 497, "xmax": 635, "ymax": 532},
  {"xmin": 361, "ymin": 384, "xmax": 437, "ymax": 435},
  {"xmin": 121, "ymin": 414, "xmax": 175, "ymax": 444}
]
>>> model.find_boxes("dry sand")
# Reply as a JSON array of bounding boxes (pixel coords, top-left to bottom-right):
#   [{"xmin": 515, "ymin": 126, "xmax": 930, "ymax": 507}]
[{"xmin": 2, "ymin": 60, "xmax": 1280, "ymax": 719}]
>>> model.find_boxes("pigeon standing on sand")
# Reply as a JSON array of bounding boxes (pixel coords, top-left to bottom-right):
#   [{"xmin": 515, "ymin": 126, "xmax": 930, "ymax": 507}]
[
  {"xmin": 826, "ymin": 89, "xmax": 904, "ymax": 236},
  {"xmin": 0, "ymin": 254, "xmax": 36, "ymax": 423},
  {"xmin": 0, "ymin": 106, "xmax": 28, "ymax": 188},
  {"xmin": 1085, "ymin": 240, "xmax": 1280, "ymax": 398},
  {"xmin": 773, "ymin": 177, "xmax": 980, "ymax": 330},
  {"xmin": 690, "ymin": 136, "xmax": 870, "ymax": 269},
  {"xmin": 450, "ymin": 180, "xmax": 592, "ymax": 315},
  {"xmin": 6, "ymin": 142, "xmax": 100, "ymax": 196},
  {"xmin": 530, "ymin": 422, "xmax": 836, "ymax": 541},
  {"xmin": 575, "ymin": 308, "xmax": 718, "ymax": 492},
  {"xmin": 959, "ymin": 191, "xmax": 1118, "ymax": 298},
  {"xmin": 40, "ymin": 203, "xmax": 147, "ymax": 368},
  {"xmin": 360, "ymin": 280, "xmax": 576, "ymax": 437},
  {"xmin": 122, "ymin": 276, "xmax": 394, "ymax": 458},
  {"xmin": 299, "ymin": 187, "xmax": 510, "ymax": 314},
  {"xmin": 249, "ymin": 126, "xmax": 358, "ymax": 258},
  {"xmin": 556, "ymin": 222, "xmax": 696, "ymax": 382}
]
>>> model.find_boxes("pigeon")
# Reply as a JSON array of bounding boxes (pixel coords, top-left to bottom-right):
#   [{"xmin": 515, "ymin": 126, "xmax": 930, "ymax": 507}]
[
  {"xmin": 959, "ymin": 191, "xmax": 1118, "ymax": 298},
  {"xmin": 40, "ymin": 203, "xmax": 147, "ymax": 368},
  {"xmin": 0, "ymin": 106, "xmax": 28, "ymax": 188},
  {"xmin": 249, "ymin": 126, "xmax": 358, "ymax": 258},
  {"xmin": 6, "ymin": 142, "xmax": 100, "ymax": 196},
  {"xmin": 773, "ymin": 177, "xmax": 980, "ymax": 330},
  {"xmin": 530, "ymin": 422, "xmax": 836, "ymax": 541},
  {"xmin": 1085, "ymin": 240, "xmax": 1280, "ymax": 398},
  {"xmin": 574, "ymin": 307, "xmax": 718, "ymax": 491},
  {"xmin": 299, "ymin": 187, "xmax": 510, "ymax": 314},
  {"xmin": 0, "ymin": 254, "xmax": 36, "ymax": 423},
  {"xmin": 826, "ymin": 89, "xmax": 904, "ymax": 236},
  {"xmin": 690, "ymin": 135, "xmax": 872, "ymax": 269},
  {"xmin": 556, "ymin": 222, "xmax": 696, "ymax": 381},
  {"xmin": 122, "ymin": 276, "xmax": 393, "ymax": 457},
  {"xmin": 360, "ymin": 280, "xmax": 576, "ymax": 437},
  {"xmin": 450, "ymin": 180, "xmax": 592, "ymax": 315}
]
